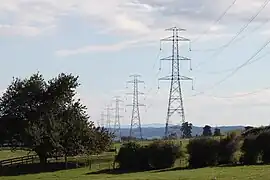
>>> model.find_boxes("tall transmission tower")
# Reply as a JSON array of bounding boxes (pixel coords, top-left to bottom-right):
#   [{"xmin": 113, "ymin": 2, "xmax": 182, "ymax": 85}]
[
  {"xmin": 159, "ymin": 27, "xmax": 193, "ymax": 138},
  {"xmin": 99, "ymin": 111, "xmax": 105, "ymax": 127},
  {"xmin": 126, "ymin": 74, "xmax": 146, "ymax": 140},
  {"xmin": 112, "ymin": 96, "xmax": 124, "ymax": 142},
  {"xmin": 104, "ymin": 105, "xmax": 113, "ymax": 132}
]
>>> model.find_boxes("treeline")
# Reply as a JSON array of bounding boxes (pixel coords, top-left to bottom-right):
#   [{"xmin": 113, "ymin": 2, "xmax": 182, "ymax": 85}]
[
  {"xmin": 119, "ymin": 124, "xmax": 223, "ymax": 142},
  {"xmin": 115, "ymin": 126, "xmax": 270, "ymax": 170},
  {"xmin": 0, "ymin": 73, "xmax": 113, "ymax": 165}
]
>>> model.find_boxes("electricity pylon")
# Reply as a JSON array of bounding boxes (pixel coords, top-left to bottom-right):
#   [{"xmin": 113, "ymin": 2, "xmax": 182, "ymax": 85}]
[
  {"xmin": 159, "ymin": 27, "xmax": 193, "ymax": 138},
  {"xmin": 99, "ymin": 111, "xmax": 105, "ymax": 127},
  {"xmin": 126, "ymin": 74, "xmax": 145, "ymax": 140},
  {"xmin": 104, "ymin": 105, "xmax": 113, "ymax": 132},
  {"xmin": 112, "ymin": 96, "xmax": 124, "ymax": 142}
]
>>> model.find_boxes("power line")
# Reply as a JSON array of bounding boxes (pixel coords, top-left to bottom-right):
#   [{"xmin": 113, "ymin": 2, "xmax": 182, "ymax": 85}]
[
  {"xmin": 232, "ymin": 16, "xmax": 270, "ymax": 44},
  {"xmin": 209, "ymin": 86, "xmax": 270, "ymax": 99},
  {"xmin": 192, "ymin": 0, "xmax": 237, "ymax": 44},
  {"xmin": 196, "ymin": 50, "xmax": 270, "ymax": 75},
  {"xmin": 194, "ymin": 0, "xmax": 270, "ymax": 69},
  {"xmin": 210, "ymin": 38, "xmax": 270, "ymax": 89},
  {"xmin": 158, "ymin": 27, "xmax": 194, "ymax": 138},
  {"xmin": 184, "ymin": 85, "xmax": 270, "ymax": 102},
  {"xmin": 191, "ymin": 37, "xmax": 270, "ymax": 97},
  {"xmin": 126, "ymin": 74, "xmax": 146, "ymax": 140}
]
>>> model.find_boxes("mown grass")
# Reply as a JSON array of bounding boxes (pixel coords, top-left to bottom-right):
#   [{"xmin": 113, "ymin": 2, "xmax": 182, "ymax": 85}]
[{"xmin": 1, "ymin": 164, "xmax": 270, "ymax": 180}]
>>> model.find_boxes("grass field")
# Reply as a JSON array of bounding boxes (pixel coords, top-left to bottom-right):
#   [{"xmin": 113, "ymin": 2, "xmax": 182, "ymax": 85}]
[
  {"xmin": 0, "ymin": 138, "xmax": 252, "ymax": 180},
  {"xmin": 1, "ymin": 164, "xmax": 270, "ymax": 180},
  {"xmin": 0, "ymin": 149, "xmax": 31, "ymax": 160}
]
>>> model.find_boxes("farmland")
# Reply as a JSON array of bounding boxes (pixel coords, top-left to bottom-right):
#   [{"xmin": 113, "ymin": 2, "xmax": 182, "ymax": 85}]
[
  {"xmin": 0, "ymin": 137, "xmax": 265, "ymax": 180},
  {"xmin": 1, "ymin": 163, "xmax": 270, "ymax": 180}
]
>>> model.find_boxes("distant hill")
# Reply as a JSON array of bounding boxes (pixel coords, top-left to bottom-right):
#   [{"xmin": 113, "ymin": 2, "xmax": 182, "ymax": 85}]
[{"xmin": 118, "ymin": 125, "xmax": 245, "ymax": 139}]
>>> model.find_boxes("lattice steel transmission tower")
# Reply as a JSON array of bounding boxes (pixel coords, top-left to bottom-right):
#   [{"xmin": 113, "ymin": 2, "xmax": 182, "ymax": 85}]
[
  {"xmin": 105, "ymin": 105, "xmax": 113, "ymax": 132},
  {"xmin": 159, "ymin": 27, "xmax": 193, "ymax": 138},
  {"xmin": 112, "ymin": 96, "xmax": 124, "ymax": 142},
  {"xmin": 99, "ymin": 111, "xmax": 105, "ymax": 127},
  {"xmin": 126, "ymin": 74, "xmax": 145, "ymax": 139}
]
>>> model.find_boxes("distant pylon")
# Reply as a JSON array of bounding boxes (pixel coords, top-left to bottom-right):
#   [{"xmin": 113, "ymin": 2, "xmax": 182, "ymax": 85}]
[
  {"xmin": 159, "ymin": 27, "xmax": 194, "ymax": 138},
  {"xmin": 99, "ymin": 111, "xmax": 105, "ymax": 127},
  {"xmin": 104, "ymin": 105, "xmax": 113, "ymax": 132},
  {"xmin": 112, "ymin": 96, "xmax": 124, "ymax": 142},
  {"xmin": 126, "ymin": 74, "xmax": 146, "ymax": 140}
]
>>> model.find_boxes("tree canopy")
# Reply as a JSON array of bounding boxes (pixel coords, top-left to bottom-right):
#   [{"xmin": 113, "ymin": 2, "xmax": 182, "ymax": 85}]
[
  {"xmin": 203, "ymin": 125, "xmax": 212, "ymax": 136},
  {"xmin": 181, "ymin": 122, "xmax": 193, "ymax": 138},
  {"xmin": 0, "ymin": 72, "xmax": 112, "ymax": 164},
  {"xmin": 214, "ymin": 128, "xmax": 221, "ymax": 136}
]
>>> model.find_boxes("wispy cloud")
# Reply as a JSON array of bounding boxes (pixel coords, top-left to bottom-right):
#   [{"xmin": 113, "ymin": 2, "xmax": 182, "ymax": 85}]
[
  {"xmin": 1, "ymin": 0, "xmax": 268, "ymax": 36},
  {"xmin": 1, "ymin": 0, "xmax": 270, "ymax": 53},
  {"xmin": 55, "ymin": 39, "xmax": 153, "ymax": 57}
]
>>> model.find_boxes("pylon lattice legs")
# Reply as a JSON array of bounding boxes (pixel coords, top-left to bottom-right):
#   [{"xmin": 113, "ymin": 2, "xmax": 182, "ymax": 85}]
[{"xmin": 165, "ymin": 79, "xmax": 185, "ymax": 137}]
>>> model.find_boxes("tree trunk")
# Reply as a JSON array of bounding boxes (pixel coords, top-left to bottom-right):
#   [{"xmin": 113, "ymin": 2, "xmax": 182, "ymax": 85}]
[
  {"xmin": 39, "ymin": 154, "xmax": 47, "ymax": 167},
  {"xmin": 65, "ymin": 155, "xmax": 68, "ymax": 169}
]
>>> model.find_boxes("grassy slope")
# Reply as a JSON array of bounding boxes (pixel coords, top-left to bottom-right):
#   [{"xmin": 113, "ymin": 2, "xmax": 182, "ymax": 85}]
[{"xmin": 1, "ymin": 165, "xmax": 270, "ymax": 180}]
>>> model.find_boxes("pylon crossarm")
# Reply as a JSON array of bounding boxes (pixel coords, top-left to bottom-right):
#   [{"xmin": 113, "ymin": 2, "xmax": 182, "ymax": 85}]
[
  {"xmin": 158, "ymin": 76, "xmax": 172, "ymax": 81},
  {"xmin": 161, "ymin": 36, "xmax": 190, "ymax": 42},
  {"xmin": 165, "ymin": 27, "xmax": 186, "ymax": 31},
  {"xmin": 180, "ymin": 76, "xmax": 193, "ymax": 81},
  {"xmin": 178, "ymin": 56, "xmax": 191, "ymax": 61}
]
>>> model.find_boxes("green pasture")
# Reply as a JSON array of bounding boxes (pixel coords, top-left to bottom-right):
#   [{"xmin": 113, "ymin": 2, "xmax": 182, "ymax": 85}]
[{"xmin": 1, "ymin": 164, "xmax": 270, "ymax": 180}]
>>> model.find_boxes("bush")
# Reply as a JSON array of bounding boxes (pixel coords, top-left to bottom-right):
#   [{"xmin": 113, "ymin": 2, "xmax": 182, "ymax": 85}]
[
  {"xmin": 148, "ymin": 140, "xmax": 183, "ymax": 169},
  {"xmin": 240, "ymin": 134, "xmax": 260, "ymax": 165},
  {"xmin": 218, "ymin": 132, "xmax": 240, "ymax": 165},
  {"xmin": 256, "ymin": 131, "xmax": 270, "ymax": 163},
  {"xmin": 187, "ymin": 137, "xmax": 219, "ymax": 168},
  {"xmin": 114, "ymin": 142, "xmax": 150, "ymax": 170}
]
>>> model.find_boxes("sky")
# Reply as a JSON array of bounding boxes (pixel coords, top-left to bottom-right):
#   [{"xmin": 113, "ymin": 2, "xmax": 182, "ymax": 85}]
[{"xmin": 1, "ymin": 0, "xmax": 270, "ymax": 128}]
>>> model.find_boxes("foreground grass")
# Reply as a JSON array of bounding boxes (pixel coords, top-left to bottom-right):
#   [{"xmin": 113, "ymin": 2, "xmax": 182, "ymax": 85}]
[{"xmin": 1, "ymin": 165, "xmax": 270, "ymax": 180}]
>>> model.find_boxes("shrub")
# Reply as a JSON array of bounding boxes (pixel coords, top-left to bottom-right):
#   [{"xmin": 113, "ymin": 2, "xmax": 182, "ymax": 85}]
[
  {"xmin": 114, "ymin": 142, "xmax": 150, "ymax": 170},
  {"xmin": 137, "ymin": 145, "xmax": 151, "ymax": 170},
  {"xmin": 187, "ymin": 137, "xmax": 219, "ymax": 168},
  {"xmin": 240, "ymin": 134, "xmax": 260, "ymax": 165},
  {"xmin": 148, "ymin": 140, "xmax": 183, "ymax": 169},
  {"xmin": 218, "ymin": 132, "xmax": 240, "ymax": 165},
  {"xmin": 256, "ymin": 131, "xmax": 270, "ymax": 163}
]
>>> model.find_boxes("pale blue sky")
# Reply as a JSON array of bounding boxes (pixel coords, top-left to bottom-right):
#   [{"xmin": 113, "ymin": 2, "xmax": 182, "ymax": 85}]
[{"xmin": 1, "ymin": 0, "xmax": 270, "ymax": 127}]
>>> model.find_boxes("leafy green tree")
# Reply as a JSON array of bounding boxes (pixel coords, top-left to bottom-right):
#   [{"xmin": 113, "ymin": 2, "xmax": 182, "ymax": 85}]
[
  {"xmin": 203, "ymin": 125, "xmax": 212, "ymax": 136},
  {"xmin": 213, "ymin": 128, "xmax": 221, "ymax": 136},
  {"xmin": 0, "ymin": 73, "xmax": 112, "ymax": 165},
  {"xmin": 181, "ymin": 122, "xmax": 192, "ymax": 138}
]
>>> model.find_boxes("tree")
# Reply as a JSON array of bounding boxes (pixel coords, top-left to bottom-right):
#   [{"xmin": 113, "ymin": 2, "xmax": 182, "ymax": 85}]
[
  {"xmin": 203, "ymin": 125, "xmax": 212, "ymax": 136},
  {"xmin": 181, "ymin": 122, "xmax": 192, "ymax": 138},
  {"xmin": 168, "ymin": 132, "xmax": 177, "ymax": 140},
  {"xmin": 213, "ymin": 128, "xmax": 221, "ymax": 136},
  {"xmin": 0, "ymin": 73, "xmax": 112, "ymax": 165}
]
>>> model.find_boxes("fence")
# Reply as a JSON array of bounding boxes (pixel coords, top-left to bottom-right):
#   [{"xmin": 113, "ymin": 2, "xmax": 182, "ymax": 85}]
[
  {"xmin": 0, "ymin": 148, "xmax": 117, "ymax": 171},
  {"xmin": 0, "ymin": 155, "xmax": 39, "ymax": 167}
]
